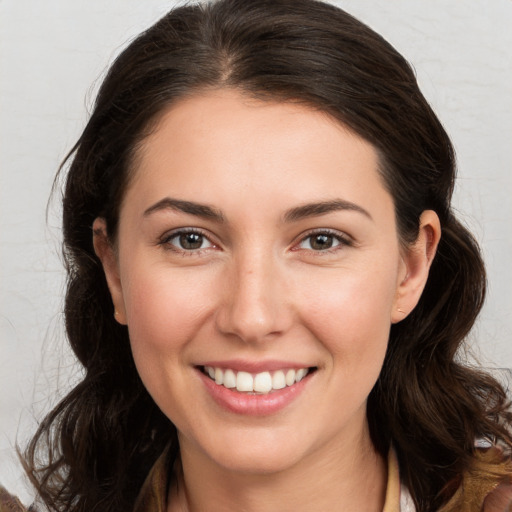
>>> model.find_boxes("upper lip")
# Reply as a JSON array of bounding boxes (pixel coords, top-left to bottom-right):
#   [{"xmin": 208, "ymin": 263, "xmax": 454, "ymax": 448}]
[{"xmin": 197, "ymin": 359, "xmax": 315, "ymax": 373}]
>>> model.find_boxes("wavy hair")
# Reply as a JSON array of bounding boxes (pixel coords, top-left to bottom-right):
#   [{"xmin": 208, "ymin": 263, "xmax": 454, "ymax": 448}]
[{"xmin": 24, "ymin": 1, "xmax": 511, "ymax": 510}]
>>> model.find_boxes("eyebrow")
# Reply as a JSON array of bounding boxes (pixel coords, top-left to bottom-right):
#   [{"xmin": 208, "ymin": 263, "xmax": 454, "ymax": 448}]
[
  {"xmin": 143, "ymin": 197, "xmax": 225, "ymax": 222},
  {"xmin": 283, "ymin": 199, "xmax": 372, "ymax": 223},
  {"xmin": 143, "ymin": 197, "xmax": 371, "ymax": 224}
]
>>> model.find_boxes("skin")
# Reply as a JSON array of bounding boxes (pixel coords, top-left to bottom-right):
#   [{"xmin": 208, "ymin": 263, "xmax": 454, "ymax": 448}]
[{"xmin": 94, "ymin": 89, "xmax": 440, "ymax": 511}]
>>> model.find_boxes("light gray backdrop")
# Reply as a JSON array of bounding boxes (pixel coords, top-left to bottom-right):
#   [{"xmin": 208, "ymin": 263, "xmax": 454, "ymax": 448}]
[{"xmin": 1, "ymin": 0, "xmax": 511, "ymax": 504}]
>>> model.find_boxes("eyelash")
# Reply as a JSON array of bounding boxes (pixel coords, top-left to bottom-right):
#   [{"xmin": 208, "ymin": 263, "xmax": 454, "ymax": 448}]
[
  {"xmin": 158, "ymin": 228, "xmax": 353, "ymax": 255},
  {"xmin": 293, "ymin": 229, "xmax": 354, "ymax": 255},
  {"xmin": 159, "ymin": 228, "xmax": 216, "ymax": 255}
]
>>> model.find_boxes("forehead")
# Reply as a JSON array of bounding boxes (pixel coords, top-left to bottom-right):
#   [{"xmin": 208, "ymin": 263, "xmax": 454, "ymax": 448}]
[{"xmin": 124, "ymin": 89, "xmax": 392, "ymax": 221}]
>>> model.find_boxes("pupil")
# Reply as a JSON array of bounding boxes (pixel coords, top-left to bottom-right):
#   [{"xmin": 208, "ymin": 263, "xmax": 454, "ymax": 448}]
[
  {"xmin": 180, "ymin": 233, "xmax": 202, "ymax": 249},
  {"xmin": 311, "ymin": 234, "xmax": 333, "ymax": 250}
]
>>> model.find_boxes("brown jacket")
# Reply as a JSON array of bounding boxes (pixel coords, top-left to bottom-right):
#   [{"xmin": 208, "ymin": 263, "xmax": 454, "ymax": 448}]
[{"xmin": 2, "ymin": 449, "xmax": 512, "ymax": 511}]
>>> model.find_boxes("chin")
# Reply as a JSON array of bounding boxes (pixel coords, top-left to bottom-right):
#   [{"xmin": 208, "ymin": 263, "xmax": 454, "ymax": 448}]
[
  {"xmin": 212, "ymin": 445, "xmax": 306, "ymax": 475},
  {"xmin": 182, "ymin": 425, "xmax": 310, "ymax": 475}
]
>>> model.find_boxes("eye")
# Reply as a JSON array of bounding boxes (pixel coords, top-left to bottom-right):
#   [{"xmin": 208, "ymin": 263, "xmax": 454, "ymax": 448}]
[
  {"xmin": 296, "ymin": 230, "xmax": 352, "ymax": 252},
  {"xmin": 161, "ymin": 229, "xmax": 215, "ymax": 252}
]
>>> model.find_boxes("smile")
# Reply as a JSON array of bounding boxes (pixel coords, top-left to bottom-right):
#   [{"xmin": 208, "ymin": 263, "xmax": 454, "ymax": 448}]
[{"xmin": 203, "ymin": 366, "xmax": 312, "ymax": 394}]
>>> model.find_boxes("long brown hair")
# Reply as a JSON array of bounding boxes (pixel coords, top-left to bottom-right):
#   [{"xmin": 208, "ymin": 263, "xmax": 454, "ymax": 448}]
[{"xmin": 24, "ymin": 1, "xmax": 511, "ymax": 510}]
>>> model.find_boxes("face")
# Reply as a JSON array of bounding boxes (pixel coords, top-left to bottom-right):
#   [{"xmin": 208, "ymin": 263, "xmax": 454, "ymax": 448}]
[{"xmin": 96, "ymin": 89, "xmax": 435, "ymax": 475}]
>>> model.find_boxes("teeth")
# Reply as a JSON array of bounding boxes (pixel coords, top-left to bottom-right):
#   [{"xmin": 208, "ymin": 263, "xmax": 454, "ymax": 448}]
[
  {"xmin": 296, "ymin": 368, "xmax": 307, "ymax": 382},
  {"xmin": 236, "ymin": 371, "xmax": 254, "ymax": 392},
  {"xmin": 203, "ymin": 366, "xmax": 311, "ymax": 394},
  {"xmin": 272, "ymin": 370, "xmax": 286, "ymax": 390},
  {"xmin": 223, "ymin": 369, "xmax": 236, "ymax": 388},
  {"xmin": 254, "ymin": 372, "xmax": 272, "ymax": 393}
]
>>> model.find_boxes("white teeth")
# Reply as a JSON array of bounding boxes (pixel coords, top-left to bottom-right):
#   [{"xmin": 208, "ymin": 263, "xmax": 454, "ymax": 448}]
[
  {"xmin": 223, "ymin": 369, "xmax": 236, "ymax": 388},
  {"xmin": 203, "ymin": 366, "xmax": 312, "ymax": 394},
  {"xmin": 272, "ymin": 370, "xmax": 286, "ymax": 390},
  {"xmin": 236, "ymin": 371, "xmax": 254, "ymax": 392},
  {"xmin": 253, "ymin": 372, "xmax": 272, "ymax": 393},
  {"xmin": 296, "ymin": 368, "xmax": 307, "ymax": 382}
]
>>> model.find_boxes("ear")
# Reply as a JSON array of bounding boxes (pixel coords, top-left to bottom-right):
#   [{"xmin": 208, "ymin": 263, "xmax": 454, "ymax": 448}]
[
  {"xmin": 92, "ymin": 217, "xmax": 127, "ymax": 325},
  {"xmin": 391, "ymin": 210, "xmax": 441, "ymax": 324}
]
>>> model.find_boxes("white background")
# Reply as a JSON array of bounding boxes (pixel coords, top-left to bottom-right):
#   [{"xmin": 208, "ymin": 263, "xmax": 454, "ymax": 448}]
[{"xmin": 1, "ymin": 0, "xmax": 511, "ymax": 504}]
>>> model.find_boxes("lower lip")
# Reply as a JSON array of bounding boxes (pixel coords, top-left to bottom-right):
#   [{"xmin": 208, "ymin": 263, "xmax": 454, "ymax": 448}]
[{"xmin": 197, "ymin": 369, "xmax": 312, "ymax": 416}]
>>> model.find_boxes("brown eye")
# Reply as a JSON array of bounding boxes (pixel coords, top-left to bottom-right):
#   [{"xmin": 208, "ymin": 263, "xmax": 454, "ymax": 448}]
[
  {"xmin": 309, "ymin": 234, "xmax": 334, "ymax": 250},
  {"xmin": 297, "ymin": 231, "xmax": 350, "ymax": 252},
  {"xmin": 163, "ymin": 230, "xmax": 214, "ymax": 251},
  {"xmin": 179, "ymin": 232, "xmax": 204, "ymax": 250}
]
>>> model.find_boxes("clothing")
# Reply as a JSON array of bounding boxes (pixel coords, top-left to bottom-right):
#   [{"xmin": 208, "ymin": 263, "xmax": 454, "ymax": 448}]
[
  {"xmin": 2, "ymin": 448, "xmax": 511, "ymax": 511},
  {"xmin": 0, "ymin": 486, "xmax": 36, "ymax": 512},
  {"xmin": 135, "ymin": 446, "xmax": 512, "ymax": 511},
  {"xmin": 132, "ymin": 445, "xmax": 410, "ymax": 511}
]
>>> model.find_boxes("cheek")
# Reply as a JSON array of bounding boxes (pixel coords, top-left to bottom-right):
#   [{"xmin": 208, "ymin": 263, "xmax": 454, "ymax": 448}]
[
  {"xmin": 119, "ymin": 262, "xmax": 221, "ymax": 425},
  {"xmin": 300, "ymin": 264, "xmax": 397, "ymax": 371},
  {"xmin": 121, "ymin": 263, "xmax": 217, "ymax": 361}
]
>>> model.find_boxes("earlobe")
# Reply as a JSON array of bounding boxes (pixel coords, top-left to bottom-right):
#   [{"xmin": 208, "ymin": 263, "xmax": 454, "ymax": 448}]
[
  {"xmin": 92, "ymin": 217, "xmax": 127, "ymax": 325},
  {"xmin": 391, "ymin": 210, "xmax": 441, "ymax": 324}
]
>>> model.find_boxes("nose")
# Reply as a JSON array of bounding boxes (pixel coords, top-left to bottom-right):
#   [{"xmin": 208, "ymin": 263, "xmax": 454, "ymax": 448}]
[{"xmin": 215, "ymin": 251, "xmax": 292, "ymax": 344}]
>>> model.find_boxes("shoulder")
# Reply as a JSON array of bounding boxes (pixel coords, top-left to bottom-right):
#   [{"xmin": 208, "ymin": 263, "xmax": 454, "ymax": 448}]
[
  {"xmin": 483, "ymin": 481, "xmax": 512, "ymax": 512},
  {"xmin": 0, "ymin": 485, "xmax": 29, "ymax": 512},
  {"xmin": 478, "ymin": 446, "xmax": 512, "ymax": 512}
]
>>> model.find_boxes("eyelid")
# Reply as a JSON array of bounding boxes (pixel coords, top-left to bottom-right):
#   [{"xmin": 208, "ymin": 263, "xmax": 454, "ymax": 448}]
[
  {"xmin": 158, "ymin": 227, "xmax": 219, "ymax": 253},
  {"xmin": 157, "ymin": 226, "xmax": 353, "ymax": 255},
  {"xmin": 291, "ymin": 228, "xmax": 354, "ymax": 253}
]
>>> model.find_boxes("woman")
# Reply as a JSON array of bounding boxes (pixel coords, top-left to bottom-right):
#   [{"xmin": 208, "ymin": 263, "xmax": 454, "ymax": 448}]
[{"xmin": 6, "ymin": 0, "xmax": 511, "ymax": 510}]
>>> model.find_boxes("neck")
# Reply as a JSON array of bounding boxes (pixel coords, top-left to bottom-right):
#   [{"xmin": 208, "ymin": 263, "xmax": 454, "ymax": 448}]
[{"xmin": 169, "ymin": 423, "xmax": 387, "ymax": 512}]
